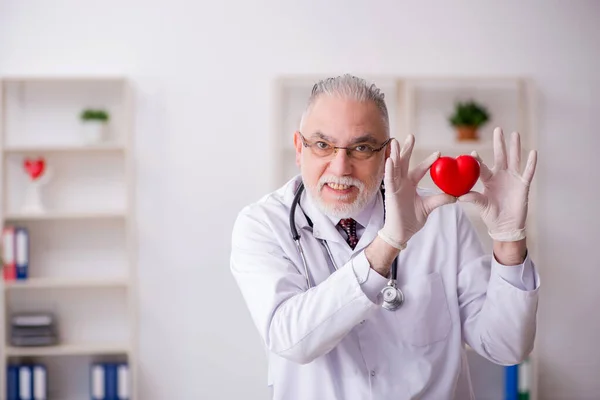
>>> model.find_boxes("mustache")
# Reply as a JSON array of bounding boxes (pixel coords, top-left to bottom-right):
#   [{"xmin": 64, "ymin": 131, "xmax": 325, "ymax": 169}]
[{"xmin": 317, "ymin": 175, "xmax": 365, "ymax": 191}]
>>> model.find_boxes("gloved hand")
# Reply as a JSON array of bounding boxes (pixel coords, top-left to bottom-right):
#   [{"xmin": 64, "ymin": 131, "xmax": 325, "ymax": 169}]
[
  {"xmin": 378, "ymin": 135, "xmax": 457, "ymax": 250},
  {"xmin": 458, "ymin": 128, "xmax": 537, "ymax": 241}
]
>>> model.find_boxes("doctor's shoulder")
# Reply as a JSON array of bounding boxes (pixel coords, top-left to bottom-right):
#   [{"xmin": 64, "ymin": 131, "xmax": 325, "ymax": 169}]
[{"xmin": 231, "ymin": 177, "xmax": 297, "ymax": 250}]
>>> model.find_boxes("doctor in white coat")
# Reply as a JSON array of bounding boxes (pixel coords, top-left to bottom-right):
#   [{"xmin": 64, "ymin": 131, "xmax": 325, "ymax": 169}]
[{"xmin": 230, "ymin": 74, "xmax": 540, "ymax": 400}]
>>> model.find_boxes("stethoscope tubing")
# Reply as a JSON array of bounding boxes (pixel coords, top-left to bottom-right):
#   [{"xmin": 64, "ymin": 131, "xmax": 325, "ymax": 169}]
[{"xmin": 289, "ymin": 182, "xmax": 403, "ymax": 310}]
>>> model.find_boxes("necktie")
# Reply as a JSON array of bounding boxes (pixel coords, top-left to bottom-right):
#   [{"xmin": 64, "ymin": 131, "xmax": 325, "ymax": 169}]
[{"xmin": 338, "ymin": 218, "xmax": 359, "ymax": 249}]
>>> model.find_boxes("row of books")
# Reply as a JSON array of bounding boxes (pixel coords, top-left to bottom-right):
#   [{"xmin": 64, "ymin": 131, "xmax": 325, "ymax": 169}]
[
  {"xmin": 7, "ymin": 363, "xmax": 47, "ymax": 400},
  {"xmin": 2, "ymin": 226, "xmax": 29, "ymax": 281},
  {"xmin": 7, "ymin": 362, "xmax": 130, "ymax": 400},
  {"xmin": 91, "ymin": 362, "xmax": 130, "ymax": 400}
]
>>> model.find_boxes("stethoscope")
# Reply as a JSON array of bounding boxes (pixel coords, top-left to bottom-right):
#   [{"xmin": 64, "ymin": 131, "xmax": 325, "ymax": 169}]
[{"xmin": 289, "ymin": 182, "xmax": 404, "ymax": 311}]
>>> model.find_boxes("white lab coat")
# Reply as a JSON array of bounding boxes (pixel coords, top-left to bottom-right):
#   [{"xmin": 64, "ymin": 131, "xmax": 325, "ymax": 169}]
[{"xmin": 230, "ymin": 175, "xmax": 539, "ymax": 400}]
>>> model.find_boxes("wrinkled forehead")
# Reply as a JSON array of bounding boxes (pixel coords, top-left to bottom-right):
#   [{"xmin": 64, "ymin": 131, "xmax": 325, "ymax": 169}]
[{"xmin": 300, "ymin": 95, "xmax": 388, "ymax": 143}]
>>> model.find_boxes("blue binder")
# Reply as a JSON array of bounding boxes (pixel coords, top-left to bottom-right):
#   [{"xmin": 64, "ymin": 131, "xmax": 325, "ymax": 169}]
[
  {"xmin": 505, "ymin": 364, "xmax": 519, "ymax": 400},
  {"xmin": 105, "ymin": 363, "xmax": 118, "ymax": 400},
  {"xmin": 7, "ymin": 364, "xmax": 19, "ymax": 400},
  {"xmin": 15, "ymin": 227, "xmax": 29, "ymax": 280}
]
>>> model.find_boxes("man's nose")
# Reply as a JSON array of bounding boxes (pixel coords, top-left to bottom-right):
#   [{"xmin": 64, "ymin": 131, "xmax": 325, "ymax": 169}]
[{"xmin": 328, "ymin": 149, "xmax": 353, "ymax": 175}]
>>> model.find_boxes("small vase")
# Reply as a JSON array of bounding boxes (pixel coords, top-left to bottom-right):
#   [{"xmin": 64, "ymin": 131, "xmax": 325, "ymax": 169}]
[
  {"xmin": 456, "ymin": 126, "xmax": 478, "ymax": 141},
  {"xmin": 81, "ymin": 121, "xmax": 106, "ymax": 144},
  {"xmin": 21, "ymin": 180, "xmax": 45, "ymax": 214}
]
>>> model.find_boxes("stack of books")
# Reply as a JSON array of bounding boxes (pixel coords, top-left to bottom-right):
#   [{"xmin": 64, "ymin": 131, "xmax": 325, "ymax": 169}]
[{"xmin": 10, "ymin": 313, "xmax": 58, "ymax": 347}]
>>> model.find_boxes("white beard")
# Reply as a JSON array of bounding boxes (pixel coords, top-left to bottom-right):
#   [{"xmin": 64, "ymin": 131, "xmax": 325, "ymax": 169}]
[{"xmin": 305, "ymin": 174, "xmax": 381, "ymax": 220}]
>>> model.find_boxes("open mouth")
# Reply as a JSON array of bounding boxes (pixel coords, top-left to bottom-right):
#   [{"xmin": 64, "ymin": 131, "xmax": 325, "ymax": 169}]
[
  {"xmin": 327, "ymin": 183, "xmax": 352, "ymax": 191},
  {"xmin": 323, "ymin": 183, "xmax": 356, "ymax": 195}
]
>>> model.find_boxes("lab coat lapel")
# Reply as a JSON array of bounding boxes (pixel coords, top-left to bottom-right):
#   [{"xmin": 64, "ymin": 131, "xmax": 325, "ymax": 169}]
[
  {"xmin": 354, "ymin": 190, "xmax": 385, "ymax": 253},
  {"xmin": 298, "ymin": 187, "xmax": 345, "ymax": 245}
]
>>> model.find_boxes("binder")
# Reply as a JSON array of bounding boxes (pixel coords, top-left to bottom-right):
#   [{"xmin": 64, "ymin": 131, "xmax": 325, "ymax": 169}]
[
  {"xmin": 7, "ymin": 364, "xmax": 19, "ymax": 400},
  {"xmin": 504, "ymin": 364, "xmax": 519, "ymax": 400},
  {"xmin": 2, "ymin": 226, "xmax": 16, "ymax": 281},
  {"xmin": 117, "ymin": 363, "xmax": 130, "ymax": 400},
  {"xmin": 19, "ymin": 365, "xmax": 33, "ymax": 400},
  {"xmin": 15, "ymin": 227, "xmax": 29, "ymax": 280},
  {"xmin": 518, "ymin": 358, "xmax": 531, "ymax": 400},
  {"xmin": 32, "ymin": 364, "xmax": 47, "ymax": 400},
  {"xmin": 91, "ymin": 363, "xmax": 105, "ymax": 400},
  {"xmin": 105, "ymin": 363, "xmax": 118, "ymax": 400}
]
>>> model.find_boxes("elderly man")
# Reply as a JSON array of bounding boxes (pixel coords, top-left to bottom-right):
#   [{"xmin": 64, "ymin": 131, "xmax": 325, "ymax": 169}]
[{"xmin": 230, "ymin": 74, "xmax": 539, "ymax": 400}]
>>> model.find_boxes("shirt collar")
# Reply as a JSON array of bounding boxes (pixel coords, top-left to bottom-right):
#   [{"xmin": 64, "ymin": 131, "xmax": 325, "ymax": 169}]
[
  {"xmin": 325, "ymin": 193, "xmax": 377, "ymax": 230},
  {"xmin": 299, "ymin": 184, "xmax": 383, "ymax": 246}
]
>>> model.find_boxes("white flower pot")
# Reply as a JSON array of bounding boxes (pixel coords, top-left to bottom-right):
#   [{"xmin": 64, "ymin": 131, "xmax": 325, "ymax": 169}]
[
  {"xmin": 21, "ymin": 180, "xmax": 45, "ymax": 214},
  {"xmin": 81, "ymin": 121, "xmax": 107, "ymax": 144}
]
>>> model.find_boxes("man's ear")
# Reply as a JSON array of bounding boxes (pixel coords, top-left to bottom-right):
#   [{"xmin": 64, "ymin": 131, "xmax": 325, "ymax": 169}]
[{"xmin": 293, "ymin": 131, "xmax": 303, "ymax": 166}]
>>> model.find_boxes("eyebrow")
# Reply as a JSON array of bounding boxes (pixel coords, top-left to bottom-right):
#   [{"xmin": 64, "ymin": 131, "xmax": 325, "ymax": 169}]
[{"xmin": 310, "ymin": 132, "xmax": 379, "ymax": 145}]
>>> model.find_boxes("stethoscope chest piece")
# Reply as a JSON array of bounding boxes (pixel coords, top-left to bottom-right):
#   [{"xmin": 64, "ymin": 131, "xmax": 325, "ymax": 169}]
[{"xmin": 381, "ymin": 281, "xmax": 404, "ymax": 311}]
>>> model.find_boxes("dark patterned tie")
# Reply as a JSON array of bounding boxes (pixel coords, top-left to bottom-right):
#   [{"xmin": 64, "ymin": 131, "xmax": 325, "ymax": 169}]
[{"xmin": 338, "ymin": 218, "xmax": 359, "ymax": 249}]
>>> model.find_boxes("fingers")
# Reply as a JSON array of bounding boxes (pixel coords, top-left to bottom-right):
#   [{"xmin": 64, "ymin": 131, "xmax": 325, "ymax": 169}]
[
  {"xmin": 399, "ymin": 134, "xmax": 415, "ymax": 177},
  {"xmin": 384, "ymin": 156, "xmax": 395, "ymax": 191},
  {"xmin": 409, "ymin": 151, "xmax": 440, "ymax": 184},
  {"xmin": 457, "ymin": 191, "xmax": 488, "ymax": 212},
  {"xmin": 493, "ymin": 127, "xmax": 508, "ymax": 170},
  {"xmin": 422, "ymin": 193, "xmax": 457, "ymax": 215},
  {"xmin": 389, "ymin": 137, "xmax": 401, "ymax": 173},
  {"xmin": 508, "ymin": 131, "xmax": 521, "ymax": 172},
  {"xmin": 471, "ymin": 151, "xmax": 493, "ymax": 182},
  {"xmin": 522, "ymin": 149, "xmax": 537, "ymax": 184}
]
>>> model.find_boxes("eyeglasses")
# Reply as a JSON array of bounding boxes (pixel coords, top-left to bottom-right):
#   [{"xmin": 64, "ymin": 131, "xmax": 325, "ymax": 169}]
[{"xmin": 300, "ymin": 133, "xmax": 391, "ymax": 161}]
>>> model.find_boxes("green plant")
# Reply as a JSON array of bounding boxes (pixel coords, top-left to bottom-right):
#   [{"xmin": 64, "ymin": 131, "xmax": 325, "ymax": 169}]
[
  {"xmin": 80, "ymin": 109, "xmax": 110, "ymax": 123},
  {"xmin": 448, "ymin": 100, "xmax": 489, "ymax": 128}
]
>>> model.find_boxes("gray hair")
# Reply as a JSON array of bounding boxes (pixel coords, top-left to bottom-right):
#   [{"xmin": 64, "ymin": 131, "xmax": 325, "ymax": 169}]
[{"xmin": 299, "ymin": 74, "xmax": 390, "ymax": 136}]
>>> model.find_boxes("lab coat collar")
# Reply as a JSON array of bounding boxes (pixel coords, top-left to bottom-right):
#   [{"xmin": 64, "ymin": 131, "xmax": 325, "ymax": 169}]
[{"xmin": 295, "ymin": 178, "xmax": 385, "ymax": 250}]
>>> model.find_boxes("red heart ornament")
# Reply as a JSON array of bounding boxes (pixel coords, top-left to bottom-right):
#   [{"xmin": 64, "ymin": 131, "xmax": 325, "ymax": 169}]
[
  {"xmin": 430, "ymin": 155, "xmax": 480, "ymax": 197},
  {"xmin": 24, "ymin": 158, "xmax": 46, "ymax": 180}
]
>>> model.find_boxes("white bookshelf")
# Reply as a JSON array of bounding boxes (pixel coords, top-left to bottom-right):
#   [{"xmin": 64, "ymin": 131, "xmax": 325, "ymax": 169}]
[
  {"xmin": 274, "ymin": 75, "xmax": 539, "ymax": 400},
  {"xmin": 0, "ymin": 76, "xmax": 137, "ymax": 399}
]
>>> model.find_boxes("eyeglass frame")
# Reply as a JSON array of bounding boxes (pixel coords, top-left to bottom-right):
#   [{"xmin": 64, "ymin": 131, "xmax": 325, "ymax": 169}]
[{"xmin": 299, "ymin": 133, "xmax": 392, "ymax": 160}]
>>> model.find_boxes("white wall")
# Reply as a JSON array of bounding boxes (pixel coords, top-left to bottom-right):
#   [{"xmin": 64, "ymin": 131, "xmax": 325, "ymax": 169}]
[{"xmin": 1, "ymin": 0, "xmax": 599, "ymax": 399}]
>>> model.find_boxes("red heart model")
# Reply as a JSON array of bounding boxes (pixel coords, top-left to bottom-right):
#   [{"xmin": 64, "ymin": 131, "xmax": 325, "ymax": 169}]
[
  {"xmin": 430, "ymin": 155, "xmax": 480, "ymax": 197},
  {"xmin": 24, "ymin": 158, "xmax": 46, "ymax": 180}
]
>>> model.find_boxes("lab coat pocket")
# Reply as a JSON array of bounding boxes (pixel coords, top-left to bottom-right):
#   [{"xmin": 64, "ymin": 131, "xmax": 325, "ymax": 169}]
[{"xmin": 394, "ymin": 272, "xmax": 452, "ymax": 347}]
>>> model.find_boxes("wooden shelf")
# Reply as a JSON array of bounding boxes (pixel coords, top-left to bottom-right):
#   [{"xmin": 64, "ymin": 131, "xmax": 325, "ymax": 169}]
[
  {"xmin": 3, "ymin": 143, "xmax": 126, "ymax": 154},
  {"xmin": 3, "ymin": 277, "xmax": 129, "ymax": 290},
  {"xmin": 4, "ymin": 211, "xmax": 127, "ymax": 221},
  {"xmin": 0, "ymin": 76, "xmax": 138, "ymax": 397},
  {"xmin": 6, "ymin": 343, "xmax": 131, "ymax": 357},
  {"xmin": 1, "ymin": 75, "xmax": 128, "ymax": 83}
]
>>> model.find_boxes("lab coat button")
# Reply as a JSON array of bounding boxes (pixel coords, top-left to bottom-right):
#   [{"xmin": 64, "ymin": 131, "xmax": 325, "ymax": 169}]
[
  {"xmin": 370, "ymin": 370, "xmax": 376, "ymax": 377},
  {"xmin": 360, "ymin": 320, "xmax": 365, "ymax": 324}
]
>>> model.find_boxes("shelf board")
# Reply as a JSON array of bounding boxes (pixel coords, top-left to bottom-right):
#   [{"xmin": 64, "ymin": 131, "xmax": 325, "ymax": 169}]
[
  {"xmin": 414, "ymin": 142, "xmax": 492, "ymax": 153},
  {"xmin": 1, "ymin": 75, "xmax": 128, "ymax": 83},
  {"xmin": 4, "ymin": 210, "xmax": 127, "ymax": 221},
  {"xmin": 3, "ymin": 143, "xmax": 126, "ymax": 154},
  {"xmin": 3, "ymin": 277, "xmax": 129, "ymax": 290},
  {"xmin": 5, "ymin": 343, "xmax": 131, "ymax": 357}
]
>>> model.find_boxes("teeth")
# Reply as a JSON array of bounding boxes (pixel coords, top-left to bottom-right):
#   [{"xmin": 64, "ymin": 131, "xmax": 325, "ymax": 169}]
[{"xmin": 328, "ymin": 183, "xmax": 350, "ymax": 190}]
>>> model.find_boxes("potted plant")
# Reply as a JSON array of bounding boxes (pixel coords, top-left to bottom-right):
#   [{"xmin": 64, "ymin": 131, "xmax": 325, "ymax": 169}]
[
  {"xmin": 448, "ymin": 100, "xmax": 490, "ymax": 141},
  {"xmin": 79, "ymin": 108, "xmax": 110, "ymax": 144}
]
